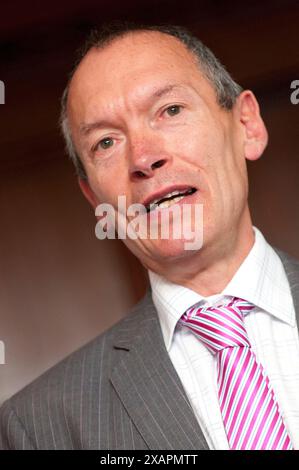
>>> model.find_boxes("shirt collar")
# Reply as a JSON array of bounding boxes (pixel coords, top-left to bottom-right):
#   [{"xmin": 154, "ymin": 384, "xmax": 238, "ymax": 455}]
[{"xmin": 148, "ymin": 226, "xmax": 296, "ymax": 351}]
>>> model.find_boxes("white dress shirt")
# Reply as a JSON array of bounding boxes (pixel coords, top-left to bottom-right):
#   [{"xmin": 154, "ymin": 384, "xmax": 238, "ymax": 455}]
[{"xmin": 148, "ymin": 227, "xmax": 299, "ymax": 449}]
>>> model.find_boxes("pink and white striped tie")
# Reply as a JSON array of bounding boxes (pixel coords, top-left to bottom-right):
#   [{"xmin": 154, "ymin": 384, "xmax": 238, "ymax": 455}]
[{"xmin": 179, "ymin": 297, "xmax": 293, "ymax": 450}]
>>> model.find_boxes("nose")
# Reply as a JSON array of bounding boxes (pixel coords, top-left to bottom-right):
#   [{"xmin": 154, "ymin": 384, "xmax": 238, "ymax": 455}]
[{"xmin": 128, "ymin": 132, "xmax": 170, "ymax": 180}]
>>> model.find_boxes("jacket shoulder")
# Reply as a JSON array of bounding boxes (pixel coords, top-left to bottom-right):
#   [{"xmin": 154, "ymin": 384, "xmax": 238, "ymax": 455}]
[
  {"xmin": 7, "ymin": 290, "xmax": 151, "ymax": 402},
  {"xmin": 0, "ymin": 290, "xmax": 151, "ymax": 449}
]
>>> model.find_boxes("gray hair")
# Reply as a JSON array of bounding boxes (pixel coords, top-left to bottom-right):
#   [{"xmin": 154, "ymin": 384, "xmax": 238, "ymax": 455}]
[{"xmin": 59, "ymin": 23, "xmax": 243, "ymax": 181}]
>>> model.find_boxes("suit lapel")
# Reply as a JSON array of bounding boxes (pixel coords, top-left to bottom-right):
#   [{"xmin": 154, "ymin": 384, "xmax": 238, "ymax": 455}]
[
  {"xmin": 275, "ymin": 248, "xmax": 299, "ymax": 324},
  {"xmin": 110, "ymin": 291, "xmax": 209, "ymax": 450}
]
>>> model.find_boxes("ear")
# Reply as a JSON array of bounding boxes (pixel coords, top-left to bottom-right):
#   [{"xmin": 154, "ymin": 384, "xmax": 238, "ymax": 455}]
[
  {"xmin": 78, "ymin": 178, "xmax": 99, "ymax": 209},
  {"xmin": 235, "ymin": 90, "xmax": 268, "ymax": 161}
]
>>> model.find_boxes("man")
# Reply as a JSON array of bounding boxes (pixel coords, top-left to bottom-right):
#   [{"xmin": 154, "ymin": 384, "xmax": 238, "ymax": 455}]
[{"xmin": 1, "ymin": 24, "xmax": 299, "ymax": 450}]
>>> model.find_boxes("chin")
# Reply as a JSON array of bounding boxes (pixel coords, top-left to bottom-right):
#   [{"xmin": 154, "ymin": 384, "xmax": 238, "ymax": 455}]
[{"xmin": 148, "ymin": 237, "xmax": 203, "ymax": 261}]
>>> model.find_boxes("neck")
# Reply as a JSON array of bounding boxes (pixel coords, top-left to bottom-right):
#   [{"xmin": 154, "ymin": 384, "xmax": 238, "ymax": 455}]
[{"xmin": 150, "ymin": 209, "xmax": 255, "ymax": 296}]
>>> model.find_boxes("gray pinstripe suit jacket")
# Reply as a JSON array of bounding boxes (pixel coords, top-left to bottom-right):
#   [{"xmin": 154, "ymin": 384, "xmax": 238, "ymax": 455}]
[{"xmin": 0, "ymin": 249, "xmax": 298, "ymax": 450}]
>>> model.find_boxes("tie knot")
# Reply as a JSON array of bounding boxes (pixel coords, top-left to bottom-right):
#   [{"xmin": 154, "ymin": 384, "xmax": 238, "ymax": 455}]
[{"xmin": 180, "ymin": 297, "xmax": 255, "ymax": 354}]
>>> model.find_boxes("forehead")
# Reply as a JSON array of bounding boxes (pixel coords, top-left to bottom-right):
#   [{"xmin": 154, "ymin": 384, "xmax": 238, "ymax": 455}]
[{"xmin": 68, "ymin": 31, "xmax": 213, "ymax": 123}]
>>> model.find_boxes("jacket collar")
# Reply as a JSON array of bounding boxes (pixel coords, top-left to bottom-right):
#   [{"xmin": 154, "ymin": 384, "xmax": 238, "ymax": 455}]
[{"xmin": 110, "ymin": 290, "xmax": 209, "ymax": 449}]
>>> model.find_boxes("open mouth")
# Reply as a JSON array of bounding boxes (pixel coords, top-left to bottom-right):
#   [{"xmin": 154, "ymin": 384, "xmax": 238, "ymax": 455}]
[{"xmin": 145, "ymin": 187, "xmax": 197, "ymax": 213}]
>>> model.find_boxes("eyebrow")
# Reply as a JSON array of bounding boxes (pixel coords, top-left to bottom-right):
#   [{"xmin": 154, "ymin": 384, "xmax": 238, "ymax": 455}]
[{"xmin": 79, "ymin": 83, "xmax": 186, "ymax": 137}]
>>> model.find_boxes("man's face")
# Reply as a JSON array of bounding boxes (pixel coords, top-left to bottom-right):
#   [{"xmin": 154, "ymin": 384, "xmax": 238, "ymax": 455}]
[{"xmin": 68, "ymin": 32, "xmax": 258, "ymax": 273}]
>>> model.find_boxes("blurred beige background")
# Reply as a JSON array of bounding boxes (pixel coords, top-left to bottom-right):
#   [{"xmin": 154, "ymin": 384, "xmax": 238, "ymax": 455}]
[
  {"xmin": 0, "ymin": 159, "xmax": 148, "ymax": 404},
  {"xmin": 0, "ymin": 0, "xmax": 298, "ymax": 405}
]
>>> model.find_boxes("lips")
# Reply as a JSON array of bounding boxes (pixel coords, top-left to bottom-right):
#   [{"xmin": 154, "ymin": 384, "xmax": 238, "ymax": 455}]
[{"xmin": 142, "ymin": 185, "xmax": 197, "ymax": 212}]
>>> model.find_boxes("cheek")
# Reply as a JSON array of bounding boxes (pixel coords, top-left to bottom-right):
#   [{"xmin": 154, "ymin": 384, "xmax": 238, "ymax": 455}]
[
  {"xmin": 86, "ymin": 174, "xmax": 120, "ymax": 207},
  {"xmin": 87, "ymin": 155, "xmax": 129, "ymax": 201},
  {"xmin": 182, "ymin": 122, "xmax": 243, "ymax": 208},
  {"xmin": 176, "ymin": 122, "xmax": 224, "ymax": 172},
  {"xmin": 165, "ymin": 127, "xmax": 199, "ymax": 168}
]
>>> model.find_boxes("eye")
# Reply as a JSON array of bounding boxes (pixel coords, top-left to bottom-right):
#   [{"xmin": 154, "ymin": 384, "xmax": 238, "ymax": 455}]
[
  {"xmin": 164, "ymin": 105, "xmax": 182, "ymax": 117},
  {"xmin": 96, "ymin": 137, "xmax": 114, "ymax": 151}
]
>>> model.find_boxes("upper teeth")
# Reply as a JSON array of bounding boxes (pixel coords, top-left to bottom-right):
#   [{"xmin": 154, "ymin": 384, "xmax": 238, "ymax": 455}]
[
  {"xmin": 150, "ymin": 190, "xmax": 187, "ymax": 206},
  {"xmin": 156, "ymin": 195, "xmax": 185, "ymax": 209},
  {"xmin": 148, "ymin": 188, "xmax": 194, "ymax": 211}
]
